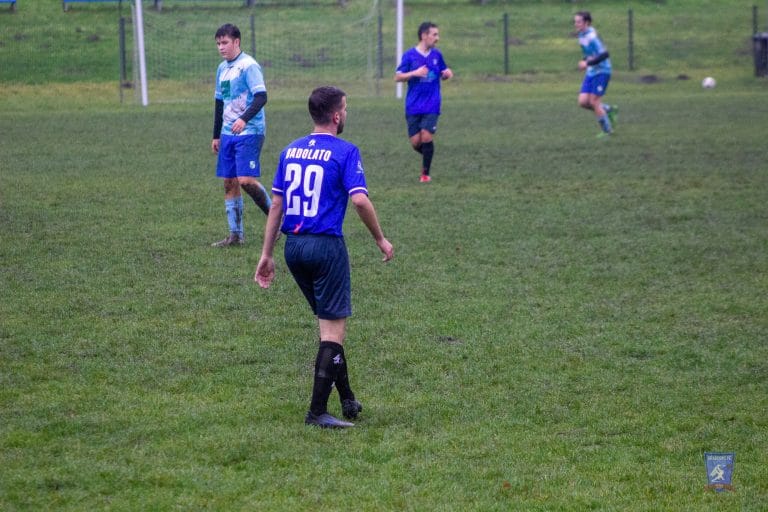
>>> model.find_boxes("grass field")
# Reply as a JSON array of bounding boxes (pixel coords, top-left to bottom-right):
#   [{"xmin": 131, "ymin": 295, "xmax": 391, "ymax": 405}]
[
  {"xmin": 2, "ymin": 77, "xmax": 767, "ymax": 510},
  {"xmin": 2, "ymin": 0, "xmax": 768, "ymax": 510}
]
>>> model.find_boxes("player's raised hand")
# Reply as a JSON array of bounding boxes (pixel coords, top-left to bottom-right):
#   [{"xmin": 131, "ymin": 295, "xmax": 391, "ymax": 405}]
[
  {"xmin": 231, "ymin": 118, "xmax": 246, "ymax": 134},
  {"xmin": 413, "ymin": 65, "xmax": 429, "ymax": 78}
]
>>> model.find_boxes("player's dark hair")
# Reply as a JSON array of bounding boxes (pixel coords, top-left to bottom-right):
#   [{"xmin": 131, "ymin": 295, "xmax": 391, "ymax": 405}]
[
  {"xmin": 215, "ymin": 23, "xmax": 241, "ymax": 41},
  {"xmin": 418, "ymin": 21, "xmax": 438, "ymax": 40},
  {"xmin": 575, "ymin": 11, "xmax": 592, "ymax": 24},
  {"xmin": 308, "ymin": 86, "xmax": 346, "ymax": 125}
]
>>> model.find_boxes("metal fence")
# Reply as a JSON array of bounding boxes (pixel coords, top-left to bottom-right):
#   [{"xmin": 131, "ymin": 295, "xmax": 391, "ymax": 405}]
[{"xmin": 1, "ymin": 1, "xmax": 765, "ymax": 104}]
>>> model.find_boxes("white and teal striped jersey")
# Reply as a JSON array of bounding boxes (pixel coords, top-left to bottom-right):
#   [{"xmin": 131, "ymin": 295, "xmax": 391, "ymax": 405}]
[
  {"xmin": 214, "ymin": 52, "xmax": 266, "ymax": 136},
  {"xmin": 578, "ymin": 26, "xmax": 612, "ymax": 77}
]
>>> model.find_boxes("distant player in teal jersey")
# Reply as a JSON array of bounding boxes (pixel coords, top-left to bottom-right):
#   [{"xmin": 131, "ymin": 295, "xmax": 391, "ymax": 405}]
[
  {"xmin": 574, "ymin": 12, "xmax": 617, "ymax": 137},
  {"xmin": 395, "ymin": 21, "xmax": 453, "ymax": 183},
  {"xmin": 210, "ymin": 23, "xmax": 271, "ymax": 247},
  {"xmin": 255, "ymin": 86, "xmax": 394, "ymax": 428}
]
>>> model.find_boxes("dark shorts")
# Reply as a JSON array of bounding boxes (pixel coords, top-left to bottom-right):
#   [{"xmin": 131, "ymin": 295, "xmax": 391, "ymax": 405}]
[
  {"xmin": 284, "ymin": 234, "xmax": 351, "ymax": 320},
  {"xmin": 580, "ymin": 73, "xmax": 611, "ymax": 96},
  {"xmin": 406, "ymin": 113, "xmax": 440, "ymax": 138},
  {"xmin": 216, "ymin": 133, "xmax": 264, "ymax": 179}
]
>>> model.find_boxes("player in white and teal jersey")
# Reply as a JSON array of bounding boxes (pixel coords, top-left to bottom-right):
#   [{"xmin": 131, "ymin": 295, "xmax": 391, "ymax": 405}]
[
  {"xmin": 255, "ymin": 87, "xmax": 394, "ymax": 428},
  {"xmin": 210, "ymin": 23, "xmax": 271, "ymax": 247},
  {"xmin": 574, "ymin": 11, "xmax": 617, "ymax": 137}
]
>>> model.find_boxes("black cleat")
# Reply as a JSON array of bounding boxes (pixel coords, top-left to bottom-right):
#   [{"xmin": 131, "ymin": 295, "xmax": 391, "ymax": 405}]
[
  {"xmin": 341, "ymin": 399, "xmax": 363, "ymax": 420},
  {"xmin": 305, "ymin": 412, "xmax": 354, "ymax": 428}
]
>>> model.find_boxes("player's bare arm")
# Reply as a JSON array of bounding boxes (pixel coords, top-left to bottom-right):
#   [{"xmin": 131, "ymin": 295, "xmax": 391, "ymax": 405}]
[
  {"xmin": 351, "ymin": 193, "xmax": 394, "ymax": 262},
  {"xmin": 255, "ymin": 195, "xmax": 284, "ymax": 288},
  {"xmin": 395, "ymin": 65, "xmax": 428, "ymax": 82}
]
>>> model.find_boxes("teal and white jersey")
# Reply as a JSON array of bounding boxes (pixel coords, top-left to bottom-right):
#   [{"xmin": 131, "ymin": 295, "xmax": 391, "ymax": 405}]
[
  {"xmin": 578, "ymin": 26, "xmax": 611, "ymax": 77},
  {"xmin": 214, "ymin": 52, "xmax": 266, "ymax": 136}
]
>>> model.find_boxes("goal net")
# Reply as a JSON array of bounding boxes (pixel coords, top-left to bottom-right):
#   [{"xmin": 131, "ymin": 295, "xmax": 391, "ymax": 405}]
[{"xmin": 130, "ymin": 0, "xmax": 381, "ymax": 104}]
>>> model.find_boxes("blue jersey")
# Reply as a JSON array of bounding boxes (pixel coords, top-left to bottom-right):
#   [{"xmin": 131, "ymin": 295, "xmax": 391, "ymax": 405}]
[
  {"xmin": 396, "ymin": 47, "xmax": 448, "ymax": 115},
  {"xmin": 272, "ymin": 133, "xmax": 368, "ymax": 237},
  {"xmin": 214, "ymin": 52, "xmax": 267, "ymax": 136},
  {"xmin": 578, "ymin": 26, "xmax": 612, "ymax": 77}
]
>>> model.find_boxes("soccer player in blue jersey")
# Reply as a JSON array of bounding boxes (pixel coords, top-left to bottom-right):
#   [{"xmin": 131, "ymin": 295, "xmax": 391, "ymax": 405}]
[
  {"xmin": 395, "ymin": 21, "xmax": 453, "ymax": 183},
  {"xmin": 210, "ymin": 24, "xmax": 271, "ymax": 247},
  {"xmin": 254, "ymin": 86, "xmax": 394, "ymax": 428},
  {"xmin": 574, "ymin": 12, "xmax": 617, "ymax": 137}
]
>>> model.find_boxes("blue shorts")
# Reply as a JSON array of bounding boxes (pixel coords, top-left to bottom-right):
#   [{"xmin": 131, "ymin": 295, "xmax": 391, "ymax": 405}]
[
  {"xmin": 216, "ymin": 134, "xmax": 264, "ymax": 179},
  {"xmin": 406, "ymin": 113, "xmax": 440, "ymax": 138},
  {"xmin": 580, "ymin": 73, "xmax": 611, "ymax": 96},
  {"xmin": 284, "ymin": 234, "xmax": 351, "ymax": 320}
]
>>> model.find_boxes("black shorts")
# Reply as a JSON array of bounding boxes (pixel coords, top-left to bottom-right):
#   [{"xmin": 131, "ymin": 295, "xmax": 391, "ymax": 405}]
[
  {"xmin": 406, "ymin": 113, "xmax": 440, "ymax": 137},
  {"xmin": 284, "ymin": 234, "xmax": 351, "ymax": 320}
]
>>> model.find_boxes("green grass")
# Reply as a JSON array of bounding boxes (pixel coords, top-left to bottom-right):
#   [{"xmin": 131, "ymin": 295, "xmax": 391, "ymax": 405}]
[
  {"xmin": 2, "ymin": 77, "xmax": 767, "ymax": 510},
  {"xmin": 2, "ymin": 0, "xmax": 768, "ymax": 510}
]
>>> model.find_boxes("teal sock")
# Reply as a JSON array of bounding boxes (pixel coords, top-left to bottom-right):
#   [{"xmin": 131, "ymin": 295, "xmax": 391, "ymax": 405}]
[
  {"xmin": 598, "ymin": 115, "xmax": 612, "ymax": 133},
  {"xmin": 225, "ymin": 197, "xmax": 244, "ymax": 237}
]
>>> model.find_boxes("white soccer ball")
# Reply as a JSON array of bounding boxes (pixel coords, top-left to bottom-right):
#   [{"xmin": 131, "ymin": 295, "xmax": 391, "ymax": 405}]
[{"xmin": 701, "ymin": 76, "xmax": 716, "ymax": 89}]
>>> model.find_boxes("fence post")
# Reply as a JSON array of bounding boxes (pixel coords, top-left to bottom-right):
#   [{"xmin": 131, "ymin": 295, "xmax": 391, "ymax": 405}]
[
  {"xmin": 503, "ymin": 12, "xmax": 509, "ymax": 75},
  {"xmin": 753, "ymin": 5, "xmax": 759, "ymax": 34},
  {"xmin": 377, "ymin": 13, "xmax": 383, "ymax": 79},
  {"xmin": 250, "ymin": 14, "xmax": 256, "ymax": 56},
  {"xmin": 119, "ymin": 16, "xmax": 126, "ymax": 103},
  {"xmin": 628, "ymin": 8, "xmax": 634, "ymax": 71}
]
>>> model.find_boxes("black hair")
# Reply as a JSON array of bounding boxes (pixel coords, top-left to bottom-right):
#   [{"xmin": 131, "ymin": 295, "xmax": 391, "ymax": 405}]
[
  {"xmin": 418, "ymin": 21, "xmax": 438, "ymax": 41},
  {"xmin": 215, "ymin": 23, "xmax": 241, "ymax": 40},
  {"xmin": 575, "ymin": 11, "xmax": 592, "ymax": 24},
  {"xmin": 308, "ymin": 86, "xmax": 346, "ymax": 125}
]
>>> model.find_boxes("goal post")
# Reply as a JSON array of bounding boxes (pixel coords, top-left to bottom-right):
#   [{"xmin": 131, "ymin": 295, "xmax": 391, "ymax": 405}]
[{"xmin": 132, "ymin": 0, "xmax": 148, "ymax": 106}]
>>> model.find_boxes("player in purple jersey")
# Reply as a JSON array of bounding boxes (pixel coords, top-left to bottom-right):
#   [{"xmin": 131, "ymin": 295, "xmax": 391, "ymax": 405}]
[
  {"xmin": 395, "ymin": 21, "xmax": 453, "ymax": 183},
  {"xmin": 255, "ymin": 86, "xmax": 394, "ymax": 428},
  {"xmin": 210, "ymin": 24, "xmax": 271, "ymax": 247},
  {"xmin": 574, "ymin": 12, "xmax": 617, "ymax": 137}
]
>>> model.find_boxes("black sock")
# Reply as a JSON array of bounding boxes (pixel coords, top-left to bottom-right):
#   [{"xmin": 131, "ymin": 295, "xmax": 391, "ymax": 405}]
[
  {"xmin": 421, "ymin": 142, "xmax": 434, "ymax": 175},
  {"xmin": 413, "ymin": 144, "xmax": 423, "ymax": 154},
  {"xmin": 309, "ymin": 341, "xmax": 343, "ymax": 416},
  {"xmin": 241, "ymin": 182, "xmax": 270, "ymax": 215},
  {"xmin": 334, "ymin": 346, "xmax": 355, "ymax": 402}
]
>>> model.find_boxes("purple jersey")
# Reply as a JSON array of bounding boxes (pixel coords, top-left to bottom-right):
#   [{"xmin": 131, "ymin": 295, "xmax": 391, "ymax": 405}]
[
  {"xmin": 272, "ymin": 133, "xmax": 368, "ymax": 237},
  {"xmin": 396, "ymin": 47, "xmax": 448, "ymax": 115}
]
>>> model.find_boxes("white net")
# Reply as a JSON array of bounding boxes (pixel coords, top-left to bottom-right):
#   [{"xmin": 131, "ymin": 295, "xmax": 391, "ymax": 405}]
[{"xmin": 131, "ymin": 0, "xmax": 381, "ymax": 104}]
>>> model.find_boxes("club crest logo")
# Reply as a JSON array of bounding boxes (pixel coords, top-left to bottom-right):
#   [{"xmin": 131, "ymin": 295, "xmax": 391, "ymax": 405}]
[{"xmin": 704, "ymin": 452, "xmax": 735, "ymax": 492}]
